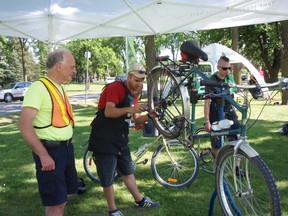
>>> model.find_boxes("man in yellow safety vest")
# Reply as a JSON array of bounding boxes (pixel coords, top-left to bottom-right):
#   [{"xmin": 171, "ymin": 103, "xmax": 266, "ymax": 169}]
[{"xmin": 19, "ymin": 49, "xmax": 78, "ymax": 216}]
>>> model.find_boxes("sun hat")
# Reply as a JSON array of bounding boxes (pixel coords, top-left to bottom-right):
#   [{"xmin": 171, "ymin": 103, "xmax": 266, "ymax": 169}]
[{"xmin": 128, "ymin": 63, "xmax": 147, "ymax": 79}]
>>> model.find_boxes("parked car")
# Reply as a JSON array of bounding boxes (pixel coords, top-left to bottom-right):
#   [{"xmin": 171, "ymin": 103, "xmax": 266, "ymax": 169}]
[
  {"xmin": 105, "ymin": 77, "xmax": 115, "ymax": 85},
  {"xmin": 0, "ymin": 82, "xmax": 32, "ymax": 103},
  {"xmin": 115, "ymin": 74, "xmax": 127, "ymax": 81}
]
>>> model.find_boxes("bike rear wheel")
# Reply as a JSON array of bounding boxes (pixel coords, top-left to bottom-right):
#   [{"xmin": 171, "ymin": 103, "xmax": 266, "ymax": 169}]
[
  {"xmin": 83, "ymin": 149, "xmax": 100, "ymax": 183},
  {"xmin": 83, "ymin": 149, "xmax": 120, "ymax": 183},
  {"xmin": 148, "ymin": 66, "xmax": 190, "ymax": 138},
  {"xmin": 151, "ymin": 140, "xmax": 199, "ymax": 188},
  {"xmin": 194, "ymin": 128, "xmax": 215, "ymax": 174},
  {"xmin": 215, "ymin": 145, "xmax": 282, "ymax": 215}
]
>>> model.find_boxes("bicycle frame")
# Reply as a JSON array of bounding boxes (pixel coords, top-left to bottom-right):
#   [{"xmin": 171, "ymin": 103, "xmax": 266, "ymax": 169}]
[
  {"xmin": 151, "ymin": 56, "xmax": 284, "ymax": 214},
  {"xmin": 155, "ymin": 60, "xmax": 243, "ymax": 143},
  {"xmin": 133, "ymin": 134, "xmax": 163, "ymax": 164}
]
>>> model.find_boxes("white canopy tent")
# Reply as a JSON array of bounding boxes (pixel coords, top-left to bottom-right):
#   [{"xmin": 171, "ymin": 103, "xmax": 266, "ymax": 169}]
[
  {"xmin": 0, "ymin": 0, "xmax": 288, "ymax": 46},
  {"xmin": 202, "ymin": 43, "xmax": 270, "ymax": 98},
  {"xmin": 202, "ymin": 43, "xmax": 264, "ymax": 84}
]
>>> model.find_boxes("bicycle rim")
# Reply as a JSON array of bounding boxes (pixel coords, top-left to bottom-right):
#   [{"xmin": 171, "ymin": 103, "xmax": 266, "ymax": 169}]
[
  {"xmin": 215, "ymin": 145, "xmax": 282, "ymax": 215},
  {"xmin": 151, "ymin": 140, "xmax": 199, "ymax": 188},
  {"xmin": 148, "ymin": 66, "xmax": 190, "ymax": 138},
  {"xmin": 194, "ymin": 128, "xmax": 215, "ymax": 174},
  {"xmin": 83, "ymin": 149, "xmax": 100, "ymax": 183}
]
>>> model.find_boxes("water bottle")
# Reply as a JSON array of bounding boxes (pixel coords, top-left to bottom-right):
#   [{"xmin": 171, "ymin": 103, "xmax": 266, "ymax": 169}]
[
  {"xmin": 134, "ymin": 144, "xmax": 147, "ymax": 157},
  {"xmin": 219, "ymin": 119, "xmax": 234, "ymax": 129},
  {"xmin": 211, "ymin": 119, "xmax": 234, "ymax": 131}
]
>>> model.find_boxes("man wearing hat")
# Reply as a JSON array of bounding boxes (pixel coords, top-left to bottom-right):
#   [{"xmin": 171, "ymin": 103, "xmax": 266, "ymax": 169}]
[{"xmin": 88, "ymin": 63, "xmax": 160, "ymax": 216}]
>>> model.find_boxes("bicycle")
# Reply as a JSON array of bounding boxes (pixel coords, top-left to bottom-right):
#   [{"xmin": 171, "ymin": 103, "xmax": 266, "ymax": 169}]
[
  {"xmin": 82, "ymin": 133, "xmax": 199, "ymax": 188},
  {"xmin": 147, "ymin": 41, "xmax": 286, "ymax": 215}
]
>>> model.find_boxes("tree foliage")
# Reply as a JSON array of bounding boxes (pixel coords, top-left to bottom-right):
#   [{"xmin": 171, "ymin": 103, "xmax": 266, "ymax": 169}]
[
  {"xmin": 0, "ymin": 36, "xmax": 22, "ymax": 87},
  {"xmin": 66, "ymin": 39, "xmax": 122, "ymax": 82}
]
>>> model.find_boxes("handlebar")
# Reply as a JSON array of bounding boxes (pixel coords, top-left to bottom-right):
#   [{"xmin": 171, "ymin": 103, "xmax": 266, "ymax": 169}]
[
  {"xmin": 228, "ymin": 77, "xmax": 288, "ymax": 90},
  {"xmin": 203, "ymin": 91, "xmax": 230, "ymax": 99},
  {"xmin": 200, "ymin": 80, "xmax": 229, "ymax": 88}
]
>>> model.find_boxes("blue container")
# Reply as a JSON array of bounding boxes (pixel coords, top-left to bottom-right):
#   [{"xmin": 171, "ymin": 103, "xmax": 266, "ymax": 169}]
[{"xmin": 143, "ymin": 119, "xmax": 159, "ymax": 137}]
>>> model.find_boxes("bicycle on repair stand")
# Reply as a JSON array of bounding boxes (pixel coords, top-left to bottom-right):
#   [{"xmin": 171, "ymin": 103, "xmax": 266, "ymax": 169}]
[{"xmin": 147, "ymin": 40, "xmax": 285, "ymax": 215}]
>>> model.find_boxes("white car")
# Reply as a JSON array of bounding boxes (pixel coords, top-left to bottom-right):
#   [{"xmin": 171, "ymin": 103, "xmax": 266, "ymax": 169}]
[
  {"xmin": 105, "ymin": 77, "xmax": 115, "ymax": 85},
  {"xmin": 0, "ymin": 82, "xmax": 31, "ymax": 103}
]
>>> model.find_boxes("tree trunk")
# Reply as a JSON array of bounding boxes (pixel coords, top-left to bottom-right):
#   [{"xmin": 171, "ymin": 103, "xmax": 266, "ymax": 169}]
[
  {"xmin": 231, "ymin": 27, "xmax": 241, "ymax": 84},
  {"xmin": 18, "ymin": 38, "xmax": 28, "ymax": 81},
  {"xmin": 280, "ymin": 20, "xmax": 288, "ymax": 105},
  {"xmin": 145, "ymin": 35, "xmax": 157, "ymax": 73}
]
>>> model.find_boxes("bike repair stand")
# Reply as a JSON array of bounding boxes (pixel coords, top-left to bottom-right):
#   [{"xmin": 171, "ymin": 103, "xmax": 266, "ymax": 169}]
[
  {"xmin": 207, "ymin": 96, "xmax": 240, "ymax": 215},
  {"xmin": 208, "ymin": 96, "xmax": 224, "ymax": 216}
]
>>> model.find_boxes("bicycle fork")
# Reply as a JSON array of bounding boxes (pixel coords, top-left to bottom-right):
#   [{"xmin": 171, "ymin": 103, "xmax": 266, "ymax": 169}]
[
  {"xmin": 162, "ymin": 137, "xmax": 182, "ymax": 170},
  {"xmin": 232, "ymin": 139, "xmax": 255, "ymax": 198}
]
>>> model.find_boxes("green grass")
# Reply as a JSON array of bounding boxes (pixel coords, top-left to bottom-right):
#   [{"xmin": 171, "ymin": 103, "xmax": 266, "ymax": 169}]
[
  {"xmin": 63, "ymin": 82, "xmax": 105, "ymax": 96},
  {"xmin": 0, "ymin": 91, "xmax": 288, "ymax": 216}
]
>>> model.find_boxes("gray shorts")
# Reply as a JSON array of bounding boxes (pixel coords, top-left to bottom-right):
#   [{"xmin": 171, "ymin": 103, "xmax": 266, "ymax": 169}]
[{"xmin": 93, "ymin": 153, "xmax": 135, "ymax": 187}]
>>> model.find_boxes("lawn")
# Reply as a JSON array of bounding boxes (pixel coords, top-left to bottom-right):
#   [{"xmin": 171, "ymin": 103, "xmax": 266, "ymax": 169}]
[
  {"xmin": 64, "ymin": 82, "xmax": 105, "ymax": 96},
  {"xmin": 0, "ymin": 86, "xmax": 287, "ymax": 216}
]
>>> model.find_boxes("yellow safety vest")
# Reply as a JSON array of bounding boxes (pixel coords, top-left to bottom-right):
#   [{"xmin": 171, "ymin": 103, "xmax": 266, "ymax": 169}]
[{"xmin": 36, "ymin": 77, "xmax": 74, "ymax": 129}]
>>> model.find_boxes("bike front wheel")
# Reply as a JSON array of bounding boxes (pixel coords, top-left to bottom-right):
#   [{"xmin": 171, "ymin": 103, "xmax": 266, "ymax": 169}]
[
  {"xmin": 148, "ymin": 66, "xmax": 190, "ymax": 138},
  {"xmin": 215, "ymin": 145, "xmax": 282, "ymax": 215},
  {"xmin": 151, "ymin": 140, "xmax": 199, "ymax": 188}
]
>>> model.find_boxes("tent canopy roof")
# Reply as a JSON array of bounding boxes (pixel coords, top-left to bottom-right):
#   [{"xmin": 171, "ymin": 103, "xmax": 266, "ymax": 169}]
[{"xmin": 0, "ymin": 0, "xmax": 287, "ymax": 44}]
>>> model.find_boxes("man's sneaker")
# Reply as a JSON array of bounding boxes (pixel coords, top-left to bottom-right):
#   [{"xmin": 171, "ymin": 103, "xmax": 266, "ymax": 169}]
[
  {"xmin": 109, "ymin": 209, "xmax": 124, "ymax": 216},
  {"xmin": 136, "ymin": 197, "xmax": 160, "ymax": 209}
]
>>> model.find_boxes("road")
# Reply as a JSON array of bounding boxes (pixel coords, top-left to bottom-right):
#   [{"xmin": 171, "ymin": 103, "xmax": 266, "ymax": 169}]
[{"xmin": 0, "ymin": 93, "xmax": 100, "ymax": 115}]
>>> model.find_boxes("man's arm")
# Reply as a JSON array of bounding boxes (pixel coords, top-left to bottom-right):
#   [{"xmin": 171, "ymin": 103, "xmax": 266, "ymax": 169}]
[
  {"xmin": 104, "ymin": 101, "xmax": 146, "ymax": 118},
  {"xmin": 18, "ymin": 107, "xmax": 55, "ymax": 171},
  {"xmin": 133, "ymin": 110, "xmax": 158, "ymax": 125}
]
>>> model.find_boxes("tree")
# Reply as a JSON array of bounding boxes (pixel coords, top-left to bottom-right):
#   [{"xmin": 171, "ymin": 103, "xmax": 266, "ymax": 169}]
[
  {"xmin": 9, "ymin": 37, "xmax": 39, "ymax": 82},
  {"xmin": 0, "ymin": 36, "xmax": 22, "ymax": 86},
  {"xmin": 66, "ymin": 39, "xmax": 122, "ymax": 82},
  {"xmin": 31, "ymin": 40, "xmax": 49, "ymax": 78},
  {"xmin": 155, "ymin": 32, "xmax": 198, "ymax": 61},
  {"xmin": 238, "ymin": 23, "xmax": 281, "ymax": 83},
  {"xmin": 145, "ymin": 35, "xmax": 157, "ymax": 72},
  {"xmin": 280, "ymin": 20, "xmax": 288, "ymax": 104}
]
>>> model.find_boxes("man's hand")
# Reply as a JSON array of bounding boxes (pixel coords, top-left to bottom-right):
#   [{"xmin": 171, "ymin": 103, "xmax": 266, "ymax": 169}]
[
  {"xmin": 129, "ymin": 104, "xmax": 146, "ymax": 114},
  {"xmin": 204, "ymin": 121, "xmax": 211, "ymax": 132},
  {"xmin": 147, "ymin": 110, "xmax": 158, "ymax": 119},
  {"xmin": 40, "ymin": 154, "xmax": 55, "ymax": 171}
]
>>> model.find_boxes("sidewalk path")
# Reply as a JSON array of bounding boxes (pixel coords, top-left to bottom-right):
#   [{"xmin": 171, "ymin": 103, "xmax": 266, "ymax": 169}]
[{"xmin": 0, "ymin": 93, "xmax": 100, "ymax": 115}]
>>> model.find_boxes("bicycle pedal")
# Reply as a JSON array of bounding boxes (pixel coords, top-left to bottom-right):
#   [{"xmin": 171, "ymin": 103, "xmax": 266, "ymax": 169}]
[{"xmin": 136, "ymin": 159, "xmax": 148, "ymax": 165}]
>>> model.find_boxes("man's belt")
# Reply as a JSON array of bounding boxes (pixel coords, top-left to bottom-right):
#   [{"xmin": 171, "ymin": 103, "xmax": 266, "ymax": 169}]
[{"xmin": 40, "ymin": 139, "xmax": 71, "ymax": 150}]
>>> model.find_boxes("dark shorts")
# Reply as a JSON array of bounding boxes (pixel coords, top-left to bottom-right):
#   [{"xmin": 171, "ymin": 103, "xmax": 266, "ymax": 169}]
[
  {"xmin": 32, "ymin": 142, "xmax": 78, "ymax": 206},
  {"xmin": 93, "ymin": 153, "xmax": 135, "ymax": 187}
]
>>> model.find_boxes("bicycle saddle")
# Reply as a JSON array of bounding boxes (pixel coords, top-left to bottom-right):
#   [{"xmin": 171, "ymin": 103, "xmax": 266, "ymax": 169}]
[{"xmin": 180, "ymin": 40, "xmax": 208, "ymax": 63}]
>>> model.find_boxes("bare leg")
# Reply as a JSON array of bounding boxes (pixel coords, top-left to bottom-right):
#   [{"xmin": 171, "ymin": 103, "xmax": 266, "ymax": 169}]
[
  {"xmin": 212, "ymin": 147, "xmax": 219, "ymax": 158},
  {"xmin": 45, "ymin": 203, "xmax": 66, "ymax": 216},
  {"xmin": 103, "ymin": 185, "xmax": 117, "ymax": 211},
  {"xmin": 122, "ymin": 174, "xmax": 142, "ymax": 203}
]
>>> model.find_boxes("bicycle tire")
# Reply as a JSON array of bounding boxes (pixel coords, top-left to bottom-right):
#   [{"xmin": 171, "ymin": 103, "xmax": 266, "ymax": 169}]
[
  {"xmin": 83, "ymin": 149, "xmax": 100, "ymax": 183},
  {"xmin": 151, "ymin": 140, "xmax": 199, "ymax": 188},
  {"xmin": 194, "ymin": 128, "xmax": 215, "ymax": 174},
  {"xmin": 215, "ymin": 145, "xmax": 282, "ymax": 215},
  {"xmin": 148, "ymin": 66, "xmax": 190, "ymax": 138}
]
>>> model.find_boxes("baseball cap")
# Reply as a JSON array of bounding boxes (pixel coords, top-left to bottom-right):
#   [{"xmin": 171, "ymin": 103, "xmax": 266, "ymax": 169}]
[{"xmin": 128, "ymin": 63, "xmax": 147, "ymax": 79}]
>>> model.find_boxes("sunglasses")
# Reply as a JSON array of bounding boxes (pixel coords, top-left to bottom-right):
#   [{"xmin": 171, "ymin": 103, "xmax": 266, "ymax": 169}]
[{"xmin": 219, "ymin": 66, "xmax": 231, "ymax": 71}]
